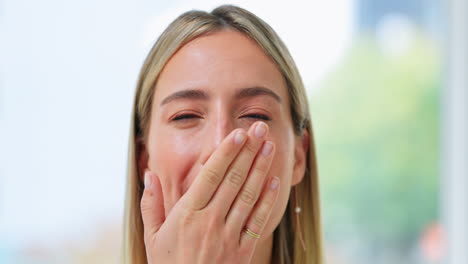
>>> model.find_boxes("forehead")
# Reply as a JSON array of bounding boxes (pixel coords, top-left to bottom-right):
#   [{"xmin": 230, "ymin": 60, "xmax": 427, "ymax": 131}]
[{"xmin": 154, "ymin": 29, "xmax": 288, "ymax": 103}]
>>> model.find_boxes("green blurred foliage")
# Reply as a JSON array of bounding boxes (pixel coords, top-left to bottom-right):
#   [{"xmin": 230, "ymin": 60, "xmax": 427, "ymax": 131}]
[{"xmin": 311, "ymin": 33, "xmax": 440, "ymax": 254}]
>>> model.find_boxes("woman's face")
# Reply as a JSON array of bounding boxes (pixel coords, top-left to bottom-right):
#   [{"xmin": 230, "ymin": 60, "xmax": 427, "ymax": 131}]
[{"xmin": 140, "ymin": 29, "xmax": 308, "ymax": 240}]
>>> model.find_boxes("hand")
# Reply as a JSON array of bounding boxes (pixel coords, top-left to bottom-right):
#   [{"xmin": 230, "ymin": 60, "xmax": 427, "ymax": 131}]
[{"xmin": 140, "ymin": 121, "xmax": 280, "ymax": 264}]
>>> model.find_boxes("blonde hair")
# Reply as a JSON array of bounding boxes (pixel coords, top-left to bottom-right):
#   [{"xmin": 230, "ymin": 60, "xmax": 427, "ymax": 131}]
[{"xmin": 121, "ymin": 5, "xmax": 323, "ymax": 264}]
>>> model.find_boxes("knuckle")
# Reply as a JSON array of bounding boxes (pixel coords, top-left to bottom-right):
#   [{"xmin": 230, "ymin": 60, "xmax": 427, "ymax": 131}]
[
  {"xmin": 244, "ymin": 141, "xmax": 259, "ymax": 155},
  {"xmin": 252, "ymin": 162, "xmax": 268, "ymax": 175},
  {"xmin": 206, "ymin": 206, "xmax": 224, "ymax": 222},
  {"xmin": 143, "ymin": 230, "xmax": 155, "ymax": 246},
  {"xmin": 263, "ymin": 196, "xmax": 275, "ymax": 208},
  {"xmin": 224, "ymin": 224, "xmax": 237, "ymax": 239},
  {"xmin": 218, "ymin": 146, "xmax": 232, "ymax": 159},
  {"xmin": 140, "ymin": 196, "xmax": 152, "ymax": 214},
  {"xmin": 179, "ymin": 208, "xmax": 196, "ymax": 227},
  {"xmin": 140, "ymin": 197, "xmax": 146, "ymax": 210},
  {"xmin": 227, "ymin": 168, "xmax": 244, "ymax": 187},
  {"xmin": 207, "ymin": 213, "xmax": 222, "ymax": 230},
  {"xmin": 252, "ymin": 213, "xmax": 267, "ymax": 228},
  {"xmin": 203, "ymin": 167, "xmax": 221, "ymax": 186},
  {"xmin": 239, "ymin": 186, "xmax": 257, "ymax": 206}
]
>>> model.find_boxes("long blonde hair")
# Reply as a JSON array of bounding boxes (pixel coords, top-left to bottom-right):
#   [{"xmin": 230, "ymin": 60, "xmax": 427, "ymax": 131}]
[{"xmin": 121, "ymin": 5, "xmax": 323, "ymax": 264}]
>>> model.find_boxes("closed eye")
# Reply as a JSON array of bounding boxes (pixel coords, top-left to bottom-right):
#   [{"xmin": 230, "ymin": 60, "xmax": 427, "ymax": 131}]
[
  {"xmin": 172, "ymin": 113, "xmax": 271, "ymax": 121},
  {"xmin": 172, "ymin": 114, "xmax": 200, "ymax": 121},
  {"xmin": 242, "ymin": 114, "xmax": 271, "ymax": 121}
]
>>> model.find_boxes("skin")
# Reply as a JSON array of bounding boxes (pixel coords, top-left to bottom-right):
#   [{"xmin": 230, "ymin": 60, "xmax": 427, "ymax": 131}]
[{"xmin": 138, "ymin": 29, "xmax": 309, "ymax": 263}]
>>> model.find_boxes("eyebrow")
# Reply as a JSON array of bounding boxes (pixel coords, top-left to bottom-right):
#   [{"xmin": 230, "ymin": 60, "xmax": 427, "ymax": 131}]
[{"xmin": 160, "ymin": 86, "xmax": 282, "ymax": 106}]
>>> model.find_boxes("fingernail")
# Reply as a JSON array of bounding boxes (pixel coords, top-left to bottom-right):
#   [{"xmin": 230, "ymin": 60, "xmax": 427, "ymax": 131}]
[
  {"xmin": 144, "ymin": 171, "xmax": 152, "ymax": 189},
  {"xmin": 270, "ymin": 177, "xmax": 279, "ymax": 190},
  {"xmin": 234, "ymin": 130, "xmax": 246, "ymax": 145},
  {"xmin": 255, "ymin": 122, "xmax": 267, "ymax": 138},
  {"xmin": 262, "ymin": 141, "xmax": 273, "ymax": 156}
]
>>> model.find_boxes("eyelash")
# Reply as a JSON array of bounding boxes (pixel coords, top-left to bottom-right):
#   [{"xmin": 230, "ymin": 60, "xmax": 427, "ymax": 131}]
[{"xmin": 172, "ymin": 113, "xmax": 271, "ymax": 121}]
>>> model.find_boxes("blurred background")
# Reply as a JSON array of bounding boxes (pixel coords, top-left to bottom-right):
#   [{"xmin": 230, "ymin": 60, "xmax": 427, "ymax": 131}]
[{"xmin": 1, "ymin": 0, "xmax": 466, "ymax": 263}]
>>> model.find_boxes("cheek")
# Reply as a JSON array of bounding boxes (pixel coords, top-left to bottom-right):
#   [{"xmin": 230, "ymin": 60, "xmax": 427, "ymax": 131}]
[
  {"xmin": 267, "ymin": 130, "xmax": 295, "ymax": 184},
  {"xmin": 270, "ymin": 136, "xmax": 294, "ymax": 211},
  {"xmin": 149, "ymin": 131, "xmax": 203, "ymax": 213}
]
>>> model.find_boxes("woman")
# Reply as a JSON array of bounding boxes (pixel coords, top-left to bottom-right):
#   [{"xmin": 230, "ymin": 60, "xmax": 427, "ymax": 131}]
[{"xmin": 122, "ymin": 5, "xmax": 323, "ymax": 264}]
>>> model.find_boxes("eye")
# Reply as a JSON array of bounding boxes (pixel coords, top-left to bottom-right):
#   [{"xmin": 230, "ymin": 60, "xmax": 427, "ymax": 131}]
[
  {"xmin": 171, "ymin": 113, "xmax": 270, "ymax": 122},
  {"xmin": 242, "ymin": 113, "xmax": 271, "ymax": 121},
  {"xmin": 172, "ymin": 114, "xmax": 200, "ymax": 121}
]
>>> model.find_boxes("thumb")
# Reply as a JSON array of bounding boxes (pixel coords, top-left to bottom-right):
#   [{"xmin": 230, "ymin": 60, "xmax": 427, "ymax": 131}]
[{"xmin": 140, "ymin": 170, "xmax": 165, "ymax": 237}]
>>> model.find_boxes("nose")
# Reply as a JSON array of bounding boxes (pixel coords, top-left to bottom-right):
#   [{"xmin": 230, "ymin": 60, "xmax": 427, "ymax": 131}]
[
  {"xmin": 213, "ymin": 118, "xmax": 234, "ymax": 148},
  {"xmin": 199, "ymin": 114, "xmax": 235, "ymax": 166}
]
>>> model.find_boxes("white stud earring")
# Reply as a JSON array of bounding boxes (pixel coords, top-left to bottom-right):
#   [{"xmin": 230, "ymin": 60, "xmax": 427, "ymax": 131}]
[{"xmin": 295, "ymin": 206, "xmax": 301, "ymax": 214}]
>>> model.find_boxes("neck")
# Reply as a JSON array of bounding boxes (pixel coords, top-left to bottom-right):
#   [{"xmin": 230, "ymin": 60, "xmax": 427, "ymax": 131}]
[{"xmin": 250, "ymin": 232, "xmax": 273, "ymax": 264}]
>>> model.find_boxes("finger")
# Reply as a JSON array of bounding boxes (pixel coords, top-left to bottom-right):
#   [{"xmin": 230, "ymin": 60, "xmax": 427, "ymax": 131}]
[
  {"xmin": 239, "ymin": 176, "xmax": 280, "ymax": 248},
  {"xmin": 141, "ymin": 170, "xmax": 165, "ymax": 239},
  {"xmin": 208, "ymin": 121, "xmax": 269, "ymax": 217},
  {"xmin": 181, "ymin": 128, "xmax": 247, "ymax": 211},
  {"xmin": 225, "ymin": 140, "xmax": 275, "ymax": 233}
]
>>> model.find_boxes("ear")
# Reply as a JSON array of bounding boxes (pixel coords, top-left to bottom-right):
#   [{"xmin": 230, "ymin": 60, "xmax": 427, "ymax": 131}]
[
  {"xmin": 136, "ymin": 137, "xmax": 149, "ymax": 183},
  {"xmin": 291, "ymin": 129, "xmax": 309, "ymax": 186}
]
